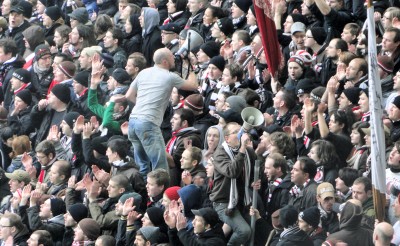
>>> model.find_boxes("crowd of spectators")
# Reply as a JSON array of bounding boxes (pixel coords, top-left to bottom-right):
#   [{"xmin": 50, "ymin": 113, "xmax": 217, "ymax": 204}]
[{"xmin": 0, "ymin": 0, "xmax": 399, "ymax": 245}]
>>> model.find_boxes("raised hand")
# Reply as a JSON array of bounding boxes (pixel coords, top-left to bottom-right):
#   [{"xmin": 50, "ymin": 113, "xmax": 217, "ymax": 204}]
[
  {"xmin": 68, "ymin": 175, "xmax": 77, "ymax": 189},
  {"xmin": 37, "ymin": 99, "xmax": 48, "ymax": 111},
  {"xmin": 88, "ymin": 180, "xmax": 102, "ymax": 200},
  {"xmin": 247, "ymin": 59, "xmax": 256, "ymax": 80},
  {"xmin": 47, "ymin": 125, "xmax": 60, "ymax": 141},
  {"xmin": 181, "ymin": 170, "xmax": 192, "ymax": 185},
  {"xmin": 21, "ymin": 152, "xmax": 33, "ymax": 169},
  {"xmin": 169, "ymin": 200, "xmax": 180, "ymax": 216},
  {"xmin": 73, "ymin": 115, "xmax": 85, "ymax": 134},
  {"xmin": 82, "ymin": 122, "xmax": 94, "ymax": 139},
  {"xmin": 122, "ymin": 197, "xmax": 135, "ymax": 216},
  {"xmin": 120, "ymin": 121, "xmax": 129, "ymax": 136},
  {"xmin": 304, "ymin": 98, "xmax": 315, "ymax": 114},
  {"xmin": 75, "ymin": 174, "xmax": 89, "ymax": 191},
  {"xmin": 163, "ymin": 209, "xmax": 177, "ymax": 229},
  {"xmin": 91, "ymin": 165, "xmax": 110, "ymax": 186},
  {"xmin": 317, "ymin": 101, "xmax": 328, "ymax": 114},
  {"xmin": 90, "ymin": 116, "xmax": 100, "ymax": 131},
  {"xmin": 176, "ymin": 212, "xmax": 187, "ymax": 231},
  {"xmin": 127, "ymin": 210, "xmax": 142, "ymax": 225},
  {"xmin": 30, "ymin": 190, "xmax": 42, "ymax": 206},
  {"xmin": 291, "ymin": 115, "xmax": 304, "ymax": 136}
]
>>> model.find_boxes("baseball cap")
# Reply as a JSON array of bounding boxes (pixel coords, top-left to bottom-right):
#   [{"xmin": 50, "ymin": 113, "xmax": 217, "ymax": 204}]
[
  {"xmin": 317, "ymin": 182, "xmax": 335, "ymax": 200},
  {"xmin": 5, "ymin": 170, "xmax": 31, "ymax": 184}
]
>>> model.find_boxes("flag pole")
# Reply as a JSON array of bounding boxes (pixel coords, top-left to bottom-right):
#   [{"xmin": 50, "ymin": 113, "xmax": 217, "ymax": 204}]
[{"xmin": 367, "ymin": 0, "xmax": 386, "ymax": 222}]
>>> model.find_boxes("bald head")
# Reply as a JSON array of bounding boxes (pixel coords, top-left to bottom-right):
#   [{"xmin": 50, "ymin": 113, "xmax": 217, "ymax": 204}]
[
  {"xmin": 374, "ymin": 222, "xmax": 394, "ymax": 245},
  {"xmin": 154, "ymin": 48, "xmax": 173, "ymax": 65}
]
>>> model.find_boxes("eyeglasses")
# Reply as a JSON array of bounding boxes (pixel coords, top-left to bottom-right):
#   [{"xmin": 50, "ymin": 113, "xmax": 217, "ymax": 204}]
[
  {"xmin": 161, "ymin": 31, "xmax": 175, "ymax": 35},
  {"xmin": 36, "ymin": 155, "xmax": 47, "ymax": 159},
  {"xmin": 0, "ymin": 225, "xmax": 12, "ymax": 228},
  {"xmin": 306, "ymin": 36, "xmax": 314, "ymax": 39},
  {"xmin": 228, "ymin": 130, "xmax": 239, "ymax": 135}
]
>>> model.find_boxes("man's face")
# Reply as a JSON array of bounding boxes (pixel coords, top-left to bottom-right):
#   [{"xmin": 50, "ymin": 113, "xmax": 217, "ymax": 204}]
[
  {"xmin": 180, "ymin": 149, "xmax": 194, "ymax": 169},
  {"xmin": 141, "ymin": 212, "xmax": 153, "ymax": 227},
  {"xmin": 231, "ymin": 3, "xmax": 244, "ymax": 19},
  {"xmin": 36, "ymin": 152, "xmax": 51, "ymax": 166},
  {"xmin": 187, "ymin": 0, "xmax": 200, "ymax": 14},
  {"xmin": 288, "ymin": 62, "xmax": 303, "ymax": 80},
  {"xmin": 224, "ymin": 124, "xmax": 241, "ymax": 148},
  {"xmin": 27, "ymin": 233, "xmax": 40, "ymax": 246},
  {"xmin": 222, "ymin": 68, "xmax": 234, "ymax": 86},
  {"xmin": 42, "ymin": 13, "xmax": 53, "ymax": 28},
  {"xmin": 292, "ymin": 32, "xmax": 306, "ymax": 50},
  {"xmin": 338, "ymin": 93, "xmax": 352, "ymax": 109},
  {"xmin": 134, "ymin": 235, "xmax": 146, "ymax": 246},
  {"xmin": 231, "ymin": 33, "xmax": 241, "ymax": 52},
  {"xmin": 206, "ymin": 127, "xmax": 220, "ymax": 151},
  {"xmin": 170, "ymin": 87, "xmax": 180, "ymax": 106},
  {"xmin": 208, "ymin": 64, "xmax": 222, "ymax": 80},
  {"xmin": 358, "ymin": 92, "xmax": 369, "ymax": 113},
  {"xmin": 103, "ymin": 31, "xmax": 116, "ymax": 49},
  {"xmin": 326, "ymin": 39, "xmax": 339, "ymax": 58},
  {"xmin": 1, "ymin": 0, "xmax": 10, "ymax": 16},
  {"xmin": 345, "ymin": 60, "xmax": 360, "ymax": 81},
  {"xmin": 161, "ymin": 31, "xmax": 176, "ymax": 45},
  {"xmin": 70, "ymin": 19, "xmax": 79, "ymax": 29},
  {"xmin": 335, "ymin": 176, "xmax": 347, "ymax": 192},
  {"xmin": 192, "ymin": 215, "xmax": 206, "ymax": 234},
  {"xmin": 317, "ymin": 195, "xmax": 334, "ymax": 213},
  {"xmin": 215, "ymin": 94, "xmax": 226, "ymax": 112},
  {"xmin": 341, "ymin": 28, "xmax": 355, "ymax": 43},
  {"xmin": 352, "ymin": 183, "xmax": 370, "ymax": 203},
  {"xmin": 283, "ymin": 15, "xmax": 293, "ymax": 33},
  {"xmin": 388, "ymin": 145, "xmax": 400, "ymax": 166},
  {"xmin": 382, "ymin": 31, "xmax": 399, "ymax": 53},
  {"xmin": 8, "ymin": 179, "xmax": 22, "ymax": 193},
  {"xmin": 394, "ymin": 72, "xmax": 400, "ymax": 90},
  {"xmin": 53, "ymin": 31, "xmax": 65, "ymax": 47},
  {"xmin": 69, "ymin": 27, "xmax": 81, "ymax": 46},
  {"xmin": 0, "ymin": 218, "xmax": 12, "ymax": 240},
  {"xmin": 301, "ymin": 2, "xmax": 311, "ymax": 16},
  {"xmin": 382, "ymin": 13, "xmax": 393, "ymax": 30},
  {"xmin": 291, "ymin": 161, "xmax": 306, "ymax": 185},
  {"xmin": 72, "ymin": 80, "xmax": 85, "ymax": 95},
  {"xmin": 49, "ymin": 164, "xmax": 63, "ymax": 185},
  {"xmin": 246, "ymin": 8, "xmax": 256, "ymax": 25},
  {"xmin": 273, "ymin": 91, "xmax": 284, "ymax": 109},
  {"xmin": 139, "ymin": 10, "xmax": 145, "ymax": 28},
  {"xmin": 73, "ymin": 225, "xmax": 86, "ymax": 242},
  {"xmin": 264, "ymin": 157, "xmax": 279, "ymax": 181},
  {"xmin": 107, "ymin": 180, "xmax": 122, "ymax": 198},
  {"xmin": 78, "ymin": 53, "xmax": 91, "ymax": 70},
  {"xmin": 125, "ymin": 59, "xmax": 138, "ymax": 77},
  {"xmin": 170, "ymin": 113, "xmax": 183, "ymax": 132},
  {"xmin": 298, "ymin": 217, "xmax": 312, "ymax": 232},
  {"xmin": 389, "ymin": 104, "xmax": 400, "ymax": 121},
  {"xmin": 10, "ymin": 77, "xmax": 23, "ymax": 91},
  {"xmin": 37, "ymin": 55, "xmax": 52, "ymax": 70},
  {"xmin": 107, "ymin": 76, "xmax": 117, "ymax": 91},
  {"xmin": 39, "ymin": 199, "xmax": 52, "ymax": 219},
  {"xmin": 0, "ymin": 47, "xmax": 11, "ymax": 63},
  {"xmin": 146, "ymin": 177, "xmax": 164, "ymax": 197},
  {"xmin": 64, "ymin": 211, "xmax": 78, "ymax": 227},
  {"xmin": 196, "ymin": 49, "xmax": 209, "ymax": 63},
  {"xmin": 210, "ymin": 22, "xmax": 222, "ymax": 39},
  {"xmin": 9, "ymin": 11, "xmax": 23, "ymax": 28}
]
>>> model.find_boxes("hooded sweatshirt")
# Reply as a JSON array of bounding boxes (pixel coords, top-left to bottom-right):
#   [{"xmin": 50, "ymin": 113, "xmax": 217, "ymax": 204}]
[
  {"xmin": 141, "ymin": 7, "xmax": 163, "ymax": 66},
  {"xmin": 326, "ymin": 202, "xmax": 373, "ymax": 246},
  {"xmin": 177, "ymin": 184, "xmax": 202, "ymax": 230},
  {"xmin": 202, "ymin": 125, "xmax": 224, "ymax": 166}
]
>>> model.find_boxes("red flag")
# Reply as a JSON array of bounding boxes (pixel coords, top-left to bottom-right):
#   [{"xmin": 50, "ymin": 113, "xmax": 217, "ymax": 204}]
[{"xmin": 253, "ymin": 0, "xmax": 281, "ymax": 77}]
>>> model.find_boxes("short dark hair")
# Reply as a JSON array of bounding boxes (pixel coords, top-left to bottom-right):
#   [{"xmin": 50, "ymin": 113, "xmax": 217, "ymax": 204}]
[
  {"xmin": 94, "ymin": 14, "xmax": 113, "ymax": 36},
  {"xmin": 128, "ymin": 53, "xmax": 147, "ymax": 72},
  {"xmin": 110, "ymin": 174, "xmax": 130, "ymax": 190},
  {"xmin": 267, "ymin": 153, "xmax": 288, "ymax": 176},
  {"xmin": 338, "ymin": 167, "xmax": 359, "ymax": 187},
  {"xmin": 107, "ymin": 138, "xmax": 129, "ymax": 160},
  {"xmin": 35, "ymin": 140, "xmax": 56, "ymax": 157},
  {"xmin": 0, "ymin": 39, "xmax": 18, "ymax": 57},
  {"xmin": 55, "ymin": 25, "xmax": 72, "ymax": 44},
  {"xmin": 297, "ymin": 156, "xmax": 317, "ymax": 178},
  {"xmin": 107, "ymin": 27, "xmax": 124, "ymax": 46},
  {"xmin": 76, "ymin": 24, "xmax": 96, "ymax": 49},
  {"xmin": 353, "ymin": 176, "xmax": 372, "ymax": 192},
  {"xmin": 33, "ymin": 230, "xmax": 53, "ymax": 246},
  {"xmin": 234, "ymin": 30, "xmax": 251, "ymax": 45},
  {"xmin": 175, "ymin": 108, "xmax": 195, "ymax": 127},
  {"xmin": 334, "ymin": 38, "xmax": 349, "ymax": 52},
  {"xmin": 97, "ymin": 235, "xmax": 116, "ymax": 246},
  {"xmin": 280, "ymin": 89, "xmax": 296, "ymax": 110},
  {"xmin": 386, "ymin": 27, "xmax": 400, "ymax": 43},
  {"xmin": 225, "ymin": 63, "xmax": 243, "ymax": 81},
  {"xmin": 172, "ymin": 0, "xmax": 188, "ymax": 12},
  {"xmin": 147, "ymin": 169, "xmax": 170, "ymax": 188},
  {"xmin": 55, "ymin": 52, "xmax": 73, "ymax": 62},
  {"xmin": 189, "ymin": 146, "xmax": 202, "ymax": 164}
]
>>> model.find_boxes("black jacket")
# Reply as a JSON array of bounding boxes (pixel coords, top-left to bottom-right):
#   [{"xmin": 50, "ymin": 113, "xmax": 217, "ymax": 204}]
[
  {"xmin": 7, "ymin": 105, "xmax": 34, "ymax": 136},
  {"xmin": 276, "ymin": 227, "xmax": 313, "ymax": 246},
  {"xmin": 30, "ymin": 65, "xmax": 54, "ymax": 100},
  {"xmin": 6, "ymin": 20, "xmax": 31, "ymax": 55},
  {"xmin": 176, "ymin": 224, "xmax": 226, "ymax": 245},
  {"xmin": 266, "ymin": 174, "xmax": 293, "ymax": 220}
]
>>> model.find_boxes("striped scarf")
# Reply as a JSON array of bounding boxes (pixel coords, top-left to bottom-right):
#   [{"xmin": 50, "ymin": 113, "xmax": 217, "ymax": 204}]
[
  {"xmin": 267, "ymin": 178, "xmax": 283, "ymax": 203},
  {"xmin": 289, "ymin": 179, "xmax": 310, "ymax": 198}
]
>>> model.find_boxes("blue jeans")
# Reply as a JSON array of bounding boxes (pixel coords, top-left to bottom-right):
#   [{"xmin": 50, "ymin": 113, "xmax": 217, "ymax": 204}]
[
  {"xmin": 128, "ymin": 118, "xmax": 168, "ymax": 178},
  {"xmin": 213, "ymin": 202, "xmax": 251, "ymax": 246}
]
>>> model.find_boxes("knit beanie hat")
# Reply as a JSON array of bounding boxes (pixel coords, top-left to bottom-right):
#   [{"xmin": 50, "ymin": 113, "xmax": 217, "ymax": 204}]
[
  {"xmin": 234, "ymin": 0, "xmax": 252, "ymax": 13},
  {"xmin": 146, "ymin": 207, "xmax": 165, "ymax": 227},
  {"xmin": 68, "ymin": 203, "xmax": 88, "ymax": 223},
  {"xmin": 39, "ymin": 0, "xmax": 47, "ymax": 6},
  {"xmin": 16, "ymin": 89, "xmax": 32, "ymax": 106},
  {"xmin": 138, "ymin": 226, "xmax": 160, "ymax": 244},
  {"xmin": 51, "ymin": 84, "xmax": 71, "ymax": 104},
  {"xmin": 78, "ymin": 218, "xmax": 101, "ymax": 241},
  {"xmin": 68, "ymin": 7, "xmax": 89, "ymax": 24},
  {"xmin": 112, "ymin": 68, "xmax": 131, "ymax": 85},
  {"xmin": 91, "ymin": 136, "xmax": 107, "ymax": 155},
  {"xmin": 63, "ymin": 111, "xmax": 80, "ymax": 129},
  {"xmin": 296, "ymin": 78, "xmax": 315, "ymax": 96},
  {"xmin": 164, "ymin": 186, "xmax": 180, "ymax": 201},
  {"xmin": 342, "ymin": 87, "xmax": 361, "ymax": 105},
  {"xmin": 360, "ymin": 88, "xmax": 369, "ymax": 98},
  {"xmin": 209, "ymin": 55, "xmax": 225, "ymax": 72},
  {"xmin": 226, "ymin": 95, "xmax": 246, "ymax": 114},
  {"xmin": 310, "ymin": 27, "xmax": 327, "ymax": 45},
  {"xmin": 378, "ymin": 55, "xmax": 394, "ymax": 73},
  {"xmin": 217, "ymin": 109, "xmax": 243, "ymax": 125},
  {"xmin": 58, "ymin": 61, "xmax": 76, "ymax": 79},
  {"xmin": 185, "ymin": 94, "xmax": 203, "ymax": 112},
  {"xmin": 287, "ymin": 55, "xmax": 305, "ymax": 68},
  {"xmin": 34, "ymin": 44, "xmax": 51, "ymax": 61},
  {"xmin": 299, "ymin": 206, "xmax": 320, "ymax": 228},
  {"xmin": 73, "ymin": 70, "xmax": 90, "ymax": 87},
  {"xmin": 50, "ymin": 197, "xmax": 66, "ymax": 216},
  {"xmin": 393, "ymin": 96, "xmax": 400, "ymax": 109},
  {"xmin": 119, "ymin": 192, "xmax": 142, "ymax": 209},
  {"xmin": 45, "ymin": 6, "xmax": 62, "ymax": 21},
  {"xmin": 199, "ymin": 41, "xmax": 220, "ymax": 59},
  {"xmin": 12, "ymin": 69, "xmax": 31, "ymax": 84},
  {"xmin": 279, "ymin": 205, "xmax": 298, "ymax": 228},
  {"xmin": 216, "ymin": 17, "xmax": 234, "ymax": 37},
  {"xmin": 18, "ymin": 1, "xmax": 33, "ymax": 19}
]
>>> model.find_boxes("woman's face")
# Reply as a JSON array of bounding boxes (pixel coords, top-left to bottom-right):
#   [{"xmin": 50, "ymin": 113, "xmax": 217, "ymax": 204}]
[
  {"xmin": 328, "ymin": 114, "xmax": 342, "ymax": 134},
  {"xmin": 167, "ymin": 0, "xmax": 176, "ymax": 14},
  {"xmin": 350, "ymin": 129, "xmax": 361, "ymax": 145},
  {"xmin": 203, "ymin": 8, "xmax": 215, "ymax": 25},
  {"xmin": 124, "ymin": 18, "xmax": 132, "ymax": 34},
  {"xmin": 308, "ymin": 146, "xmax": 320, "ymax": 162},
  {"xmin": 206, "ymin": 158, "xmax": 215, "ymax": 178}
]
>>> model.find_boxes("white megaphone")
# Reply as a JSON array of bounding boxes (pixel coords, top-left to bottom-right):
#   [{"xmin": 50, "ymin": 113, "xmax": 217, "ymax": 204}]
[
  {"xmin": 237, "ymin": 107, "xmax": 264, "ymax": 140},
  {"xmin": 175, "ymin": 29, "xmax": 204, "ymax": 57}
]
